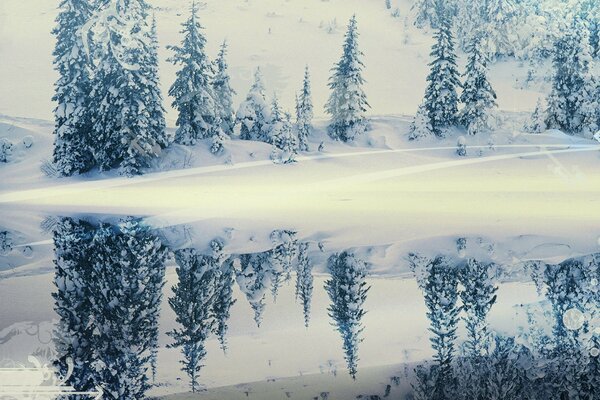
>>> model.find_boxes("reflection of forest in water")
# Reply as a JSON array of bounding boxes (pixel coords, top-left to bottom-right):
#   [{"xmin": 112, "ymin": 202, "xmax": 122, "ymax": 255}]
[{"xmin": 49, "ymin": 216, "xmax": 599, "ymax": 399}]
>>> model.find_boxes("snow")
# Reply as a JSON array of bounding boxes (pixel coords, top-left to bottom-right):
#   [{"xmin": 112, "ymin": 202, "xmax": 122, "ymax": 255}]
[{"xmin": 0, "ymin": 0, "xmax": 598, "ymax": 398}]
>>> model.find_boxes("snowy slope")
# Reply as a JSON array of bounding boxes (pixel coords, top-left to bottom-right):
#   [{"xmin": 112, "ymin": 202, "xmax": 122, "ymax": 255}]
[{"xmin": 0, "ymin": 0, "xmax": 546, "ymax": 124}]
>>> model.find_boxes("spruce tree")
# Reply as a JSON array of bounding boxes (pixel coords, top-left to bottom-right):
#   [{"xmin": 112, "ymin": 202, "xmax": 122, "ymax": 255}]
[
  {"xmin": 168, "ymin": 249, "xmax": 218, "ymax": 392},
  {"xmin": 296, "ymin": 66, "xmax": 314, "ymax": 151},
  {"xmin": 459, "ymin": 33, "xmax": 497, "ymax": 135},
  {"xmin": 325, "ymin": 15, "xmax": 370, "ymax": 142},
  {"xmin": 52, "ymin": 0, "xmax": 95, "ymax": 176},
  {"xmin": 409, "ymin": 103, "xmax": 434, "ymax": 140},
  {"xmin": 459, "ymin": 259, "xmax": 498, "ymax": 357},
  {"xmin": 423, "ymin": 0, "xmax": 461, "ymax": 137},
  {"xmin": 546, "ymin": 19, "xmax": 598, "ymax": 137},
  {"xmin": 525, "ymin": 98, "xmax": 547, "ymax": 134},
  {"xmin": 168, "ymin": 1, "xmax": 219, "ymax": 145},
  {"xmin": 295, "ymin": 242, "xmax": 314, "ymax": 328},
  {"xmin": 237, "ymin": 68, "xmax": 271, "ymax": 142},
  {"xmin": 90, "ymin": 0, "xmax": 168, "ymax": 176},
  {"xmin": 212, "ymin": 257, "xmax": 237, "ymax": 353},
  {"xmin": 213, "ymin": 41, "xmax": 236, "ymax": 134},
  {"xmin": 89, "ymin": 217, "xmax": 168, "ymax": 399},
  {"xmin": 325, "ymin": 252, "xmax": 370, "ymax": 379},
  {"xmin": 421, "ymin": 256, "xmax": 460, "ymax": 399},
  {"xmin": 234, "ymin": 252, "xmax": 272, "ymax": 327},
  {"xmin": 52, "ymin": 217, "xmax": 96, "ymax": 394}
]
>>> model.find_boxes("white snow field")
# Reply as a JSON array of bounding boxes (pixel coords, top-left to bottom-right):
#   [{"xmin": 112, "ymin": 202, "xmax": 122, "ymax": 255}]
[{"xmin": 0, "ymin": 0, "xmax": 599, "ymax": 399}]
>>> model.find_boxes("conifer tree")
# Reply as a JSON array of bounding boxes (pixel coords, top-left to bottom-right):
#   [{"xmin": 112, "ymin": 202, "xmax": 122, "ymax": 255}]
[
  {"xmin": 168, "ymin": 249, "xmax": 218, "ymax": 393},
  {"xmin": 296, "ymin": 66, "xmax": 314, "ymax": 151},
  {"xmin": 89, "ymin": 217, "xmax": 168, "ymax": 399},
  {"xmin": 237, "ymin": 68, "xmax": 271, "ymax": 142},
  {"xmin": 525, "ymin": 98, "xmax": 547, "ymax": 133},
  {"xmin": 234, "ymin": 252, "xmax": 272, "ymax": 327},
  {"xmin": 423, "ymin": 0, "xmax": 461, "ymax": 137},
  {"xmin": 295, "ymin": 242, "xmax": 314, "ymax": 328},
  {"xmin": 212, "ymin": 257, "xmax": 236, "ymax": 353},
  {"xmin": 89, "ymin": 0, "xmax": 169, "ymax": 176},
  {"xmin": 52, "ymin": 217, "xmax": 96, "ymax": 394},
  {"xmin": 459, "ymin": 259, "xmax": 498, "ymax": 357},
  {"xmin": 460, "ymin": 33, "xmax": 497, "ymax": 135},
  {"xmin": 52, "ymin": 0, "xmax": 95, "ymax": 176},
  {"xmin": 213, "ymin": 41, "xmax": 236, "ymax": 134},
  {"xmin": 546, "ymin": 19, "xmax": 598, "ymax": 137},
  {"xmin": 325, "ymin": 15, "xmax": 370, "ymax": 142},
  {"xmin": 325, "ymin": 252, "xmax": 370, "ymax": 379},
  {"xmin": 409, "ymin": 103, "xmax": 434, "ymax": 140},
  {"xmin": 168, "ymin": 1, "xmax": 219, "ymax": 145},
  {"xmin": 421, "ymin": 256, "xmax": 460, "ymax": 398}
]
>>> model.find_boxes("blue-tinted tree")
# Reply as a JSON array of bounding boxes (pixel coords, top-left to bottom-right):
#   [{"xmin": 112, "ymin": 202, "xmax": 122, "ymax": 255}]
[
  {"xmin": 459, "ymin": 33, "xmax": 497, "ymax": 135},
  {"xmin": 237, "ymin": 68, "xmax": 271, "ymax": 142},
  {"xmin": 88, "ymin": 217, "xmax": 167, "ymax": 399},
  {"xmin": 325, "ymin": 15, "xmax": 370, "ymax": 142},
  {"xmin": 52, "ymin": 0, "xmax": 95, "ymax": 176},
  {"xmin": 213, "ymin": 41, "xmax": 236, "ymax": 134},
  {"xmin": 545, "ymin": 19, "xmax": 598, "ymax": 137},
  {"xmin": 325, "ymin": 251, "xmax": 370, "ymax": 379},
  {"xmin": 52, "ymin": 218, "xmax": 96, "ymax": 395},
  {"xmin": 421, "ymin": 256, "xmax": 460, "ymax": 399},
  {"xmin": 168, "ymin": 1, "xmax": 219, "ymax": 145},
  {"xmin": 423, "ymin": 0, "xmax": 461, "ymax": 137},
  {"xmin": 168, "ymin": 248, "xmax": 219, "ymax": 392},
  {"xmin": 295, "ymin": 242, "xmax": 314, "ymax": 328},
  {"xmin": 234, "ymin": 252, "xmax": 272, "ymax": 327},
  {"xmin": 89, "ymin": 0, "xmax": 169, "ymax": 176},
  {"xmin": 296, "ymin": 66, "xmax": 314, "ymax": 151}
]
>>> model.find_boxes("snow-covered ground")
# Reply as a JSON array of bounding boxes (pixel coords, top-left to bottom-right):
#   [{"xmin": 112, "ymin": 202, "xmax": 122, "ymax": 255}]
[{"xmin": 0, "ymin": 0, "xmax": 599, "ymax": 399}]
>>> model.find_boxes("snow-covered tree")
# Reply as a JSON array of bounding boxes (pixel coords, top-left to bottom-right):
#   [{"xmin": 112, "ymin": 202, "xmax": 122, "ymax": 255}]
[
  {"xmin": 89, "ymin": 217, "xmax": 168, "ymax": 399},
  {"xmin": 459, "ymin": 33, "xmax": 497, "ymax": 135},
  {"xmin": 89, "ymin": 0, "xmax": 169, "ymax": 176},
  {"xmin": 168, "ymin": 248, "xmax": 219, "ymax": 392},
  {"xmin": 212, "ymin": 257, "xmax": 236, "ymax": 353},
  {"xmin": 52, "ymin": 217, "xmax": 96, "ymax": 394},
  {"xmin": 456, "ymin": 135, "xmax": 467, "ymax": 156},
  {"xmin": 213, "ymin": 41, "xmax": 236, "ymax": 134},
  {"xmin": 409, "ymin": 103, "xmax": 434, "ymax": 140},
  {"xmin": 237, "ymin": 68, "xmax": 271, "ymax": 142},
  {"xmin": 168, "ymin": 1, "xmax": 219, "ymax": 145},
  {"xmin": 524, "ymin": 98, "xmax": 547, "ymax": 133},
  {"xmin": 421, "ymin": 256, "xmax": 460, "ymax": 398},
  {"xmin": 52, "ymin": 0, "xmax": 95, "ymax": 176},
  {"xmin": 325, "ymin": 15, "xmax": 370, "ymax": 142},
  {"xmin": 459, "ymin": 259, "xmax": 498, "ymax": 357},
  {"xmin": 325, "ymin": 252, "xmax": 370, "ymax": 379},
  {"xmin": 296, "ymin": 66, "xmax": 314, "ymax": 151},
  {"xmin": 412, "ymin": 0, "xmax": 456, "ymax": 29},
  {"xmin": 545, "ymin": 19, "xmax": 598, "ymax": 137},
  {"xmin": 0, "ymin": 138, "xmax": 13, "ymax": 163},
  {"xmin": 234, "ymin": 252, "xmax": 272, "ymax": 327},
  {"xmin": 272, "ymin": 112, "xmax": 298, "ymax": 164},
  {"xmin": 423, "ymin": 0, "xmax": 461, "ymax": 137},
  {"xmin": 295, "ymin": 242, "xmax": 314, "ymax": 328},
  {"xmin": 481, "ymin": 0, "xmax": 518, "ymax": 59}
]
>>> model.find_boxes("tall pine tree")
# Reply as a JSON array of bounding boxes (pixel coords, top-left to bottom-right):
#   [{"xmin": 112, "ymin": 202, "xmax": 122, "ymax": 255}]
[
  {"xmin": 325, "ymin": 251, "xmax": 370, "ymax": 379},
  {"xmin": 546, "ymin": 19, "xmax": 598, "ymax": 137},
  {"xmin": 423, "ymin": 0, "xmax": 461, "ymax": 137},
  {"xmin": 89, "ymin": 0, "xmax": 169, "ymax": 176},
  {"xmin": 168, "ymin": 248, "xmax": 219, "ymax": 392},
  {"xmin": 459, "ymin": 33, "xmax": 497, "ymax": 135},
  {"xmin": 168, "ymin": 1, "xmax": 219, "ymax": 145},
  {"xmin": 325, "ymin": 15, "xmax": 370, "ymax": 142},
  {"xmin": 295, "ymin": 242, "xmax": 314, "ymax": 328},
  {"xmin": 236, "ymin": 68, "xmax": 271, "ymax": 142},
  {"xmin": 52, "ymin": 0, "xmax": 95, "ymax": 176},
  {"xmin": 296, "ymin": 66, "xmax": 314, "ymax": 151},
  {"xmin": 213, "ymin": 41, "xmax": 236, "ymax": 134}
]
